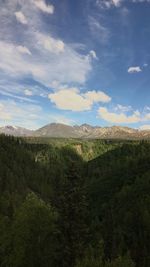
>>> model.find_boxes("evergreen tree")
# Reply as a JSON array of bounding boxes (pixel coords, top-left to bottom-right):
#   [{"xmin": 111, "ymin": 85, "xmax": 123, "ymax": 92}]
[{"xmin": 57, "ymin": 161, "xmax": 88, "ymax": 267}]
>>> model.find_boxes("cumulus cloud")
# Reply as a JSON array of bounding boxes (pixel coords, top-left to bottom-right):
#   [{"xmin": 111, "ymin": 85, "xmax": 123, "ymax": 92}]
[
  {"xmin": 128, "ymin": 66, "xmax": 142, "ymax": 73},
  {"xmin": 48, "ymin": 88, "xmax": 92, "ymax": 111},
  {"xmin": 15, "ymin": 11, "xmax": 28, "ymax": 24},
  {"xmin": 98, "ymin": 107, "xmax": 141, "ymax": 124},
  {"xmin": 34, "ymin": 0, "xmax": 54, "ymax": 14},
  {"xmin": 48, "ymin": 88, "xmax": 111, "ymax": 111},
  {"xmin": 85, "ymin": 90, "xmax": 111, "ymax": 103},
  {"xmin": 140, "ymin": 125, "xmax": 150, "ymax": 130}
]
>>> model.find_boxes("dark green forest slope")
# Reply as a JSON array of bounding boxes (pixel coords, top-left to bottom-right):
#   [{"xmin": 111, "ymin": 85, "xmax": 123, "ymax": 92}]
[{"xmin": 0, "ymin": 135, "xmax": 150, "ymax": 267}]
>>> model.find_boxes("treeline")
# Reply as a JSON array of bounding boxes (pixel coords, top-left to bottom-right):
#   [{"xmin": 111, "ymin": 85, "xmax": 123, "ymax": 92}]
[{"xmin": 0, "ymin": 134, "xmax": 150, "ymax": 267}]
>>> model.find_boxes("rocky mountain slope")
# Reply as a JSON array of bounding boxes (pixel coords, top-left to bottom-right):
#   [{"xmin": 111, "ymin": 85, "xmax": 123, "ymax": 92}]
[
  {"xmin": 0, "ymin": 125, "xmax": 33, "ymax": 136},
  {"xmin": 0, "ymin": 123, "xmax": 150, "ymax": 139}
]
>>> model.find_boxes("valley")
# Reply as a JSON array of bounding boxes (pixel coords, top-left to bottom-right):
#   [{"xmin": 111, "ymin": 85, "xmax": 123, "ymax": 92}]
[{"xmin": 0, "ymin": 134, "xmax": 150, "ymax": 267}]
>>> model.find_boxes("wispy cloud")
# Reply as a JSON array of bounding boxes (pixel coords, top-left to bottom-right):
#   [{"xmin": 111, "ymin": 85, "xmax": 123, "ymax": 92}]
[
  {"xmin": 96, "ymin": 0, "xmax": 122, "ymax": 9},
  {"xmin": 114, "ymin": 104, "xmax": 133, "ymax": 112},
  {"xmin": 0, "ymin": 36, "xmax": 92, "ymax": 88},
  {"xmin": 89, "ymin": 50, "xmax": 98, "ymax": 60},
  {"xmin": 0, "ymin": 0, "xmax": 94, "ymax": 100},
  {"xmin": 0, "ymin": 99, "xmax": 74, "ymax": 129},
  {"xmin": 88, "ymin": 16, "xmax": 110, "ymax": 44},
  {"xmin": 15, "ymin": 11, "xmax": 28, "ymax": 24},
  {"xmin": 0, "ymin": 90, "xmax": 37, "ymax": 103},
  {"xmin": 132, "ymin": 0, "xmax": 150, "ymax": 3},
  {"xmin": 0, "ymin": 99, "xmax": 43, "ymax": 129},
  {"xmin": 17, "ymin": 46, "xmax": 31, "ymax": 55},
  {"xmin": 34, "ymin": 0, "xmax": 54, "ymax": 14},
  {"xmin": 24, "ymin": 89, "xmax": 33, "ymax": 96}
]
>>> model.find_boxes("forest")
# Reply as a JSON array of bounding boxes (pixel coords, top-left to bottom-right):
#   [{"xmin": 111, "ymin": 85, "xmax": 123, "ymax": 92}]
[{"xmin": 0, "ymin": 134, "xmax": 150, "ymax": 267}]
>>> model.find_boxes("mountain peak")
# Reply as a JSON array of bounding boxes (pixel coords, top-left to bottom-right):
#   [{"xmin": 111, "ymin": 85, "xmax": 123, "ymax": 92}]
[{"xmin": 0, "ymin": 122, "xmax": 150, "ymax": 139}]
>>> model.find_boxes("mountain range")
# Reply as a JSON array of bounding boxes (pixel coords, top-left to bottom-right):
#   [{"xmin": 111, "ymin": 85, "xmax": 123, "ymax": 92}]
[{"xmin": 0, "ymin": 123, "xmax": 150, "ymax": 139}]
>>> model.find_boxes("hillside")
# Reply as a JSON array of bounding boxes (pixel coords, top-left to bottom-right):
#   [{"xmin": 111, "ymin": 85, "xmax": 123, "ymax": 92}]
[
  {"xmin": 0, "ymin": 135, "xmax": 150, "ymax": 267},
  {"xmin": 1, "ymin": 123, "xmax": 150, "ymax": 139}
]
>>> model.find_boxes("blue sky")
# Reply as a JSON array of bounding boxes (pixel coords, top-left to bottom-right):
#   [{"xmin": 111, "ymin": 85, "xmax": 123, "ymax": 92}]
[{"xmin": 0, "ymin": 0, "xmax": 150, "ymax": 130}]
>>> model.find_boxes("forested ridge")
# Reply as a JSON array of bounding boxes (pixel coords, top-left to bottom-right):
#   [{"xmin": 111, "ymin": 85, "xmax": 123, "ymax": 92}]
[{"xmin": 0, "ymin": 134, "xmax": 150, "ymax": 267}]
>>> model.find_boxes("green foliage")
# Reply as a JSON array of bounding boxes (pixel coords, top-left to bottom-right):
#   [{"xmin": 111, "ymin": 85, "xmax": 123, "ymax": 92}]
[
  {"xmin": 76, "ymin": 244, "xmax": 135, "ymax": 267},
  {"xmin": 9, "ymin": 193, "xmax": 58, "ymax": 267},
  {"xmin": 56, "ymin": 161, "xmax": 88, "ymax": 267},
  {"xmin": 105, "ymin": 254, "xmax": 135, "ymax": 267},
  {"xmin": 0, "ymin": 135, "xmax": 150, "ymax": 267}
]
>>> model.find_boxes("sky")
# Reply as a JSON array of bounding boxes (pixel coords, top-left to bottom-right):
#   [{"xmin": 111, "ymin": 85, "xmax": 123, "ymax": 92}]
[{"xmin": 0, "ymin": 0, "xmax": 150, "ymax": 130}]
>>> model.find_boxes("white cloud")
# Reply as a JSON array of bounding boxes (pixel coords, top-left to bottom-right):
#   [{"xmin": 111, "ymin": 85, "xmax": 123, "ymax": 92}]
[
  {"xmin": 48, "ymin": 88, "xmax": 92, "ymax": 111},
  {"xmin": 85, "ymin": 90, "xmax": 111, "ymax": 103},
  {"xmin": 0, "ymin": 38, "xmax": 92, "ymax": 86},
  {"xmin": 15, "ymin": 11, "xmax": 28, "ymax": 24},
  {"xmin": 34, "ymin": 0, "xmax": 54, "ymax": 14},
  {"xmin": 89, "ymin": 17, "xmax": 110, "ymax": 43},
  {"xmin": 0, "ymin": 79, "xmax": 47, "ymax": 101},
  {"xmin": 36, "ymin": 33, "xmax": 65, "ymax": 54},
  {"xmin": 98, "ymin": 105, "xmax": 150, "ymax": 125},
  {"xmin": 0, "ymin": 0, "xmax": 93, "ymax": 91},
  {"xmin": 96, "ymin": 0, "xmax": 122, "ymax": 8},
  {"xmin": 144, "ymin": 106, "xmax": 150, "ymax": 111},
  {"xmin": 17, "ymin": 46, "xmax": 31, "ymax": 55},
  {"xmin": 140, "ymin": 125, "xmax": 150, "ymax": 130},
  {"xmin": 112, "ymin": 0, "xmax": 122, "ymax": 6},
  {"xmin": 0, "ymin": 90, "xmax": 37, "ymax": 103},
  {"xmin": 98, "ymin": 107, "xmax": 141, "ymax": 124},
  {"xmin": 0, "ymin": 102, "xmax": 12, "ymax": 120},
  {"xmin": 143, "ymin": 112, "xmax": 150, "ymax": 121},
  {"xmin": 114, "ymin": 104, "xmax": 132, "ymax": 112},
  {"xmin": 48, "ymin": 88, "xmax": 111, "ymax": 111},
  {"xmin": 0, "ymin": 99, "xmax": 75, "ymax": 129},
  {"xmin": 132, "ymin": 0, "xmax": 150, "ymax": 3},
  {"xmin": 24, "ymin": 89, "xmax": 33, "ymax": 96},
  {"xmin": 89, "ymin": 50, "xmax": 98, "ymax": 60},
  {"xmin": 128, "ymin": 66, "xmax": 142, "ymax": 73},
  {"xmin": 0, "ymin": 100, "xmax": 43, "ymax": 129}
]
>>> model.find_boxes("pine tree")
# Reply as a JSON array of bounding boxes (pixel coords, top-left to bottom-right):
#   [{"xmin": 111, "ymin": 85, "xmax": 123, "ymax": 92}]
[{"xmin": 57, "ymin": 160, "xmax": 88, "ymax": 267}]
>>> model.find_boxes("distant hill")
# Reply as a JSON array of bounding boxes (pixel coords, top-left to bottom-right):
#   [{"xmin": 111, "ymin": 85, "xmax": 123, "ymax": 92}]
[
  {"xmin": 35, "ymin": 123, "xmax": 79, "ymax": 138},
  {"xmin": 1, "ymin": 123, "xmax": 150, "ymax": 139},
  {"xmin": 0, "ymin": 125, "xmax": 33, "ymax": 136}
]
